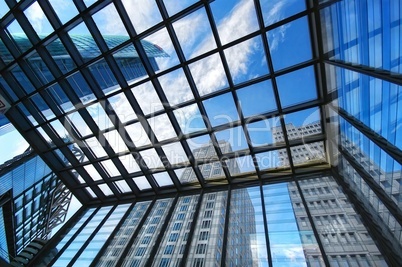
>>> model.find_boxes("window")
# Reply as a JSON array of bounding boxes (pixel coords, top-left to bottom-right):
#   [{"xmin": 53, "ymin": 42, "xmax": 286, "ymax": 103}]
[
  {"xmin": 135, "ymin": 247, "xmax": 146, "ymax": 256},
  {"xmin": 147, "ymin": 226, "xmax": 156, "ymax": 234},
  {"xmin": 169, "ymin": 233, "xmax": 179, "ymax": 242},
  {"xmin": 159, "ymin": 258, "xmax": 170, "ymax": 267},
  {"xmin": 141, "ymin": 236, "xmax": 151, "ymax": 244},
  {"xmin": 182, "ymin": 197, "xmax": 191, "ymax": 203},
  {"xmin": 207, "ymin": 194, "xmax": 216, "ymax": 200},
  {"xmin": 199, "ymin": 231, "xmax": 209, "ymax": 241},
  {"xmin": 151, "ymin": 217, "xmax": 160, "ymax": 224},
  {"xmin": 177, "ymin": 213, "xmax": 185, "ymax": 220},
  {"xmin": 193, "ymin": 258, "xmax": 204, "ymax": 267},
  {"xmin": 196, "ymin": 244, "xmax": 207, "ymax": 254},
  {"xmin": 180, "ymin": 205, "xmax": 188, "ymax": 211},
  {"xmin": 205, "ymin": 202, "xmax": 214, "ymax": 209},
  {"xmin": 172, "ymin": 222, "xmax": 182, "ymax": 231},
  {"xmin": 164, "ymin": 245, "xmax": 174, "ymax": 254},
  {"xmin": 204, "ymin": 210, "xmax": 212, "ymax": 218},
  {"xmin": 201, "ymin": 220, "xmax": 211, "ymax": 228}
]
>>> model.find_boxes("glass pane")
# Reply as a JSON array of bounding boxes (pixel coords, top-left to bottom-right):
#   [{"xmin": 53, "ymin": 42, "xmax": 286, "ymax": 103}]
[
  {"xmin": 263, "ymin": 182, "xmax": 324, "ymax": 266},
  {"xmin": 148, "ymin": 114, "xmax": 176, "ymax": 142},
  {"xmin": 162, "ymin": 142, "xmax": 188, "ymax": 165},
  {"xmin": 108, "ymin": 92, "xmax": 137, "ymax": 123},
  {"xmin": 91, "ymin": 3, "xmax": 128, "ymax": 49},
  {"xmin": 276, "ymin": 66, "xmax": 317, "ymax": 108},
  {"xmin": 236, "ymin": 80, "xmax": 276, "ymax": 118},
  {"xmin": 121, "ymin": 0, "xmax": 162, "ymax": 34},
  {"xmin": 133, "ymin": 176, "xmax": 151, "ymax": 190},
  {"xmin": 203, "ymin": 93, "xmax": 238, "ymax": 127},
  {"xmin": 103, "ymin": 130, "xmax": 129, "ymax": 154},
  {"xmin": 214, "ymin": 126, "xmax": 248, "ymax": 152},
  {"xmin": 24, "ymin": 2, "xmax": 53, "ymax": 38},
  {"xmin": 256, "ymin": 150, "xmax": 290, "ymax": 170},
  {"xmin": 261, "ymin": 0, "xmax": 306, "ymax": 26},
  {"xmin": 49, "ymin": 0, "xmax": 78, "ymax": 24},
  {"xmin": 140, "ymin": 149, "xmax": 163, "ymax": 169},
  {"xmin": 225, "ymin": 36, "xmax": 269, "ymax": 85},
  {"xmin": 153, "ymin": 172, "xmax": 173, "ymax": 187},
  {"xmin": 125, "ymin": 123, "xmax": 151, "ymax": 147},
  {"xmin": 173, "ymin": 104, "xmax": 206, "ymax": 134},
  {"xmin": 247, "ymin": 117, "xmax": 281, "ymax": 147},
  {"xmin": 268, "ymin": 16, "xmax": 312, "ymax": 71},
  {"xmin": 141, "ymin": 28, "xmax": 174, "ymax": 72},
  {"xmin": 132, "ymin": 81, "xmax": 163, "ymax": 115},
  {"xmin": 211, "ymin": 0, "xmax": 259, "ymax": 45},
  {"xmin": 159, "ymin": 68, "xmax": 193, "ymax": 106},
  {"xmin": 189, "ymin": 53, "xmax": 228, "ymax": 96},
  {"xmin": 173, "ymin": 7, "xmax": 215, "ymax": 60},
  {"xmin": 226, "ymin": 187, "xmax": 268, "ymax": 266}
]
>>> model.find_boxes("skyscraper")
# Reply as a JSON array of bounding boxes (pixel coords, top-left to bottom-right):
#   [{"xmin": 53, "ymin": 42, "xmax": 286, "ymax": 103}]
[{"xmin": 0, "ymin": 146, "xmax": 78, "ymax": 264}]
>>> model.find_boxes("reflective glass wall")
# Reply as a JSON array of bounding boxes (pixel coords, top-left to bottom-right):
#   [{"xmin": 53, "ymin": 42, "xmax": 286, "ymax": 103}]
[{"xmin": 33, "ymin": 174, "xmax": 388, "ymax": 266}]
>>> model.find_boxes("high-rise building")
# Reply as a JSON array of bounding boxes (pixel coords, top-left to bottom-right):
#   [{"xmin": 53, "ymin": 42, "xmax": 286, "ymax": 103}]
[
  {"xmin": 0, "ymin": 0, "xmax": 401, "ymax": 266},
  {"xmin": 0, "ymin": 147, "xmax": 75, "ymax": 264}
]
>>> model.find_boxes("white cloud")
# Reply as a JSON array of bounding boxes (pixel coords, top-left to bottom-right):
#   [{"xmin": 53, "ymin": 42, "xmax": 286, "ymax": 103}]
[{"xmin": 25, "ymin": 2, "xmax": 46, "ymax": 34}]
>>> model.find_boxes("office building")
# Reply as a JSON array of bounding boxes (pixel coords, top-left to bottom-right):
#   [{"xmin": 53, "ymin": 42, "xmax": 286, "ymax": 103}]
[
  {"xmin": 0, "ymin": 147, "xmax": 73, "ymax": 264},
  {"xmin": 0, "ymin": 0, "xmax": 401, "ymax": 266}
]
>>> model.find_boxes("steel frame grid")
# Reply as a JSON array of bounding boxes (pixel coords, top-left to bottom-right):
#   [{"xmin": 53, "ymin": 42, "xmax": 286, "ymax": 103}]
[{"xmin": 0, "ymin": 0, "xmax": 330, "ymax": 204}]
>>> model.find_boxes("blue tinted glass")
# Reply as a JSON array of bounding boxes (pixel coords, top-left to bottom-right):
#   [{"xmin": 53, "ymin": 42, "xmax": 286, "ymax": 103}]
[
  {"xmin": 268, "ymin": 16, "xmax": 312, "ymax": 70},
  {"xmin": 261, "ymin": 0, "xmax": 306, "ymax": 26},
  {"xmin": 276, "ymin": 66, "xmax": 317, "ymax": 108},
  {"xmin": 236, "ymin": 80, "xmax": 276, "ymax": 117},
  {"xmin": 203, "ymin": 93, "xmax": 238, "ymax": 127}
]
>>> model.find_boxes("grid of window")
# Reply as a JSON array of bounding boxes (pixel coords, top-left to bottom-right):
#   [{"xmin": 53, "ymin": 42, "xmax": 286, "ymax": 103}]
[{"xmin": 0, "ymin": 0, "xmax": 327, "ymax": 203}]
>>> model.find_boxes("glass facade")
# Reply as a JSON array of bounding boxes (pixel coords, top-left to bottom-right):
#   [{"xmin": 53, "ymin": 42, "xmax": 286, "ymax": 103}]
[
  {"xmin": 34, "ymin": 175, "xmax": 387, "ymax": 267},
  {"xmin": 0, "ymin": 0, "xmax": 401, "ymax": 265}
]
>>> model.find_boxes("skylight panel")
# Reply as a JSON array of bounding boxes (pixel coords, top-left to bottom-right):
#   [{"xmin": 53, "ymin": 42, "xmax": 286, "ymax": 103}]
[
  {"xmin": 142, "ymin": 28, "xmax": 179, "ymax": 72},
  {"xmin": 92, "ymin": 3, "xmax": 128, "ymax": 49},
  {"xmin": 121, "ymin": 0, "xmax": 162, "ymax": 34},
  {"xmin": 214, "ymin": 126, "xmax": 248, "ymax": 152},
  {"xmin": 86, "ymin": 102, "xmax": 113, "ymax": 131},
  {"xmin": 162, "ymin": 142, "xmax": 188, "ymax": 165},
  {"xmin": 99, "ymin": 184, "xmax": 114, "ymax": 196},
  {"xmin": 133, "ymin": 176, "xmax": 152, "ymax": 190},
  {"xmin": 67, "ymin": 72, "xmax": 94, "ymax": 104},
  {"xmin": 24, "ymin": 2, "xmax": 53, "ymax": 38},
  {"xmin": 173, "ymin": 7, "xmax": 216, "ymax": 60},
  {"xmin": 276, "ymin": 65, "xmax": 317, "ymax": 108},
  {"xmin": 49, "ymin": 0, "xmax": 79, "ymax": 24},
  {"xmin": 7, "ymin": 20, "xmax": 31, "ymax": 53},
  {"xmin": 247, "ymin": 117, "xmax": 281, "ymax": 147},
  {"xmin": 284, "ymin": 107, "xmax": 322, "ymax": 141},
  {"xmin": 118, "ymin": 154, "xmax": 141, "ymax": 174},
  {"xmin": 103, "ymin": 130, "xmax": 129, "ymax": 154},
  {"xmin": 224, "ymin": 36, "xmax": 269, "ymax": 85},
  {"xmin": 225, "ymin": 155, "xmax": 255, "ymax": 176},
  {"xmin": 147, "ymin": 114, "xmax": 177, "ymax": 142},
  {"xmin": 163, "ymin": 0, "xmax": 198, "ymax": 16},
  {"xmin": 101, "ymin": 159, "xmax": 121, "ymax": 177},
  {"xmin": 114, "ymin": 180, "xmax": 132, "ymax": 194},
  {"xmin": 203, "ymin": 93, "xmax": 239, "ymax": 127},
  {"xmin": 173, "ymin": 104, "xmax": 206, "ymax": 134},
  {"xmin": 255, "ymin": 150, "xmax": 289, "ymax": 170},
  {"xmin": 84, "ymin": 137, "xmax": 108, "ymax": 158},
  {"xmin": 125, "ymin": 123, "xmax": 151, "ymax": 147},
  {"xmin": 210, "ymin": 0, "xmax": 259, "ymax": 45},
  {"xmin": 236, "ymin": 80, "xmax": 277, "ymax": 118},
  {"xmin": 267, "ymin": 16, "xmax": 312, "ymax": 71},
  {"xmin": 189, "ymin": 53, "xmax": 228, "ymax": 96},
  {"xmin": 139, "ymin": 149, "xmax": 164, "ymax": 169},
  {"xmin": 67, "ymin": 111, "xmax": 91, "ymax": 137},
  {"xmin": 153, "ymin": 172, "xmax": 173, "ymax": 187},
  {"xmin": 30, "ymin": 93, "xmax": 56, "ymax": 121},
  {"xmin": 132, "ymin": 81, "xmax": 164, "ymax": 115},
  {"xmin": 158, "ymin": 68, "xmax": 194, "ymax": 106},
  {"xmin": 261, "ymin": 0, "xmax": 306, "ymax": 26},
  {"xmin": 84, "ymin": 164, "xmax": 103, "ymax": 181},
  {"xmin": 88, "ymin": 59, "xmax": 119, "ymax": 94},
  {"xmin": 107, "ymin": 92, "xmax": 137, "ymax": 123}
]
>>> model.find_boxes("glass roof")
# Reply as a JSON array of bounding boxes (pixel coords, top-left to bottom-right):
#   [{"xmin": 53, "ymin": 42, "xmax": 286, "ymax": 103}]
[{"xmin": 0, "ymin": 0, "xmax": 329, "ymax": 203}]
